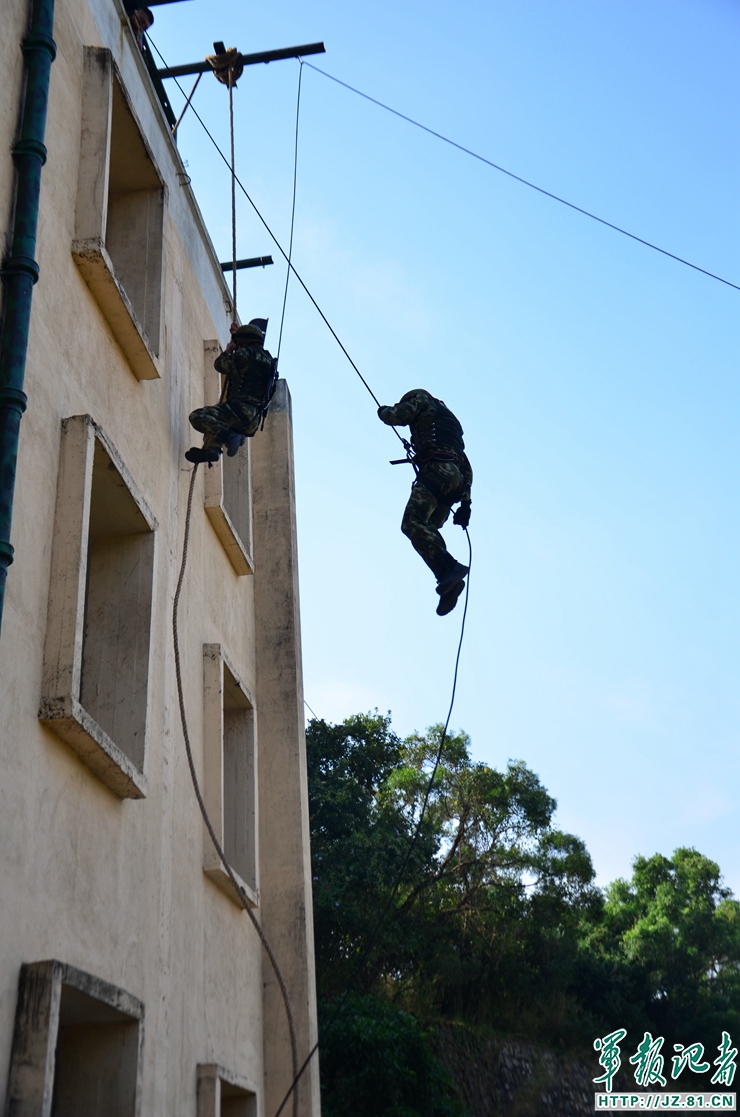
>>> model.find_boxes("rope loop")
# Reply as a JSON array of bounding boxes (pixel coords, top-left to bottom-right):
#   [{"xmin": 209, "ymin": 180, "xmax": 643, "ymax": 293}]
[{"xmin": 206, "ymin": 46, "xmax": 243, "ymax": 86}]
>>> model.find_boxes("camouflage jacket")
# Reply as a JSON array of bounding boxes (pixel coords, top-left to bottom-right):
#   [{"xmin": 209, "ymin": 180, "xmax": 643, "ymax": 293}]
[
  {"xmin": 378, "ymin": 388, "xmax": 473, "ymax": 498},
  {"xmin": 214, "ymin": 342, "xmax": 276, "ymax": 406}
]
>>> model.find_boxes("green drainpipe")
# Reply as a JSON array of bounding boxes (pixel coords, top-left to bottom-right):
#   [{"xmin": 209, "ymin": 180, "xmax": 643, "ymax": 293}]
[{"xmin": 0, "ymin": 0, "xmax": 56, "ymax": 636}]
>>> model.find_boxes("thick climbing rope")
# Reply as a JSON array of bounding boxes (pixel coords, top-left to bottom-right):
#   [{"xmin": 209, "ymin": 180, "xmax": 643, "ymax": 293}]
[
  {"xmin": 229, "ymin": 75, "xmax": 237, "ymax": 317},
  {"xmin": 276, "ymin": 60, "xmax": 303, "ymax": 364},
  {"xmin": 153, "ymin": 42, "xmax": 475, "ymax": 1113},
  {"xmin": 273, "ymin": 529, "xmax": 473, "ymax": 1117},
  {"xmin": 147, "ymin": 39, "xmax": 406, "ymax": 438},
  {"xmin": 173, "ymin": 464, "xmax": 300, "ymax": 1117}
]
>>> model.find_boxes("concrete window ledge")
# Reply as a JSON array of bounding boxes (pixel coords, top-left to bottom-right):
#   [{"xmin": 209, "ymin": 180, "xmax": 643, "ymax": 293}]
[
  {"xmin": 72, "ymin": 237, "xmax": 161, "ymax": 381},
  {"xmin": 204, "ymin": 858, "xmax": 259, "ymax": 910},
  {"xmin": 197, "ymin": 1064, "xmax": 258, "ymax": 1117},
  {"xmin": 38, "ymin": 694, "xmax": 147, "ymax": 800},
  {"xmin": 5, "ymin": 960, "xmax": 144, "ymax": 1117},
  {"xmin": 39, "ymin": 415, "xmax": 157, "ymax": 801},
  {"xmin": 203, "ymin": 645, "xmax": 259, "ymax": 909},
  {"xmin": 203, "ymin": 462, "xmax": 255, "ymax": 576}
]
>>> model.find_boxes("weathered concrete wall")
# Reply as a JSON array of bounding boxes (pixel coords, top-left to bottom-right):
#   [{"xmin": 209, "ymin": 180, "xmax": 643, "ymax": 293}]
[{"xmin": 0, "ymin": 0, "xmax": 319, "ymax": 1113}]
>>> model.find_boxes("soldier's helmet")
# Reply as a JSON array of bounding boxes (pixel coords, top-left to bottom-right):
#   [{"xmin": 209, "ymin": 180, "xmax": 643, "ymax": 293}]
[{"xmin": 231, "ymin": 318, "xmax": 268, "ymax": 345}]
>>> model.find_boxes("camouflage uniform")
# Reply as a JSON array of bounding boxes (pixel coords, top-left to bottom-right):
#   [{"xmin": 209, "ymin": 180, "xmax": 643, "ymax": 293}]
[
  {"xmin": 189, "ymin": 340, "xmax": 276, "ymax": 450},
  {"xmin": 378, "ymin": 389, "xmax": 472, "ymax": 582}
]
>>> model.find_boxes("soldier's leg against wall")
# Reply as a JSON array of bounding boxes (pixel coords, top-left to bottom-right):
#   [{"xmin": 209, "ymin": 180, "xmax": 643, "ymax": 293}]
[
  {"xmin": 189, "ymin": 401, "xmax": 261, "ymax": 449},
  {"xmin": 401, "ymin": 482, "xmax": 456, "ymax": 580},
  {"xmin": 189, "ymin": 404, "xmax": 231, "ymax": 450}
]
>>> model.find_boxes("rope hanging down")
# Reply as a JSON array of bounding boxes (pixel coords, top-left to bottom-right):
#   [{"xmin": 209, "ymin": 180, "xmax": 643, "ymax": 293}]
[
  {"xmin": 155, "ymin": 43, "xmax": 475, "ymax": 1115},
  {"xmin": 277, "ymin": 60, "xmax": 303, "ymax": 363},
  {"xmin": 273, "ymin": 529, "xmax": 473, "ymax": 1117},
  {"xmin": 173, "ymin": 464, "xmax": 300, "ymax": 1117},
  {"xmin": 229, "ymin": 79, "xmax": 237, "ymax": 316},
  {"xmin": 204, "ymin": 47, "xmax": 242, "ymax": 317}
]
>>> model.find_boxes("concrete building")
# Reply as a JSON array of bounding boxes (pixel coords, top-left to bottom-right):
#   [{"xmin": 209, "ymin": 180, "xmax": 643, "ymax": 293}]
[{"xmin": 0, "ymin": 0, "xmax": 320, "ymax": 1114}]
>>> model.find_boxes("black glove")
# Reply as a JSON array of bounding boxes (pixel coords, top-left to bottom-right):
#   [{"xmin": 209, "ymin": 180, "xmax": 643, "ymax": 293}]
[
  {"xmin": 377, "ymin": 405, "xmax": 390, "ymax": 422},
  {"xmin": 453, "ymin": 501, "xmax": 471, "ymax": 529}
]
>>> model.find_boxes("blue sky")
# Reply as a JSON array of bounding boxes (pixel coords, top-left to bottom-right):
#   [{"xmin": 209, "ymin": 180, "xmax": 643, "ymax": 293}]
[{"xmin": 150, "ymin": 0, "xmax": 740, "ymax": 892}]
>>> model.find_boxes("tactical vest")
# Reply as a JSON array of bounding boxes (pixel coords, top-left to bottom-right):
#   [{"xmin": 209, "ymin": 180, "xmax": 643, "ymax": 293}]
[
  {"xmin": 410, "ymin": 397, "xmax": 466, "ymax": 464},
  {"xmin": 226, "ymin": 345, "xmax": 277, "ymax": 407}
]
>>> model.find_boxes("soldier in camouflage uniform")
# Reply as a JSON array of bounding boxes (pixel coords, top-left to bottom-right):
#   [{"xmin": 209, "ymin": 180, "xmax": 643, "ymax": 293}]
[
  {"xmin": 185, "ymin": 318, "xmax": 276, "ymax": 465},
  {"xmin": 378, "ymin": 389, "xmax": 472, "ymax": 616}
]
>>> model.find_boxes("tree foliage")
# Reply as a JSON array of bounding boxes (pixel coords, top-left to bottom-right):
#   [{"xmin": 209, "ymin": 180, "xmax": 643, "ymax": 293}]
[
  {"xmin": 307, "ymin": 713, "xmax": 740, "ymax": 1108},
  {"xmin": 589, "ymin": 848, "xmax": 740, "ymax": 1047}
]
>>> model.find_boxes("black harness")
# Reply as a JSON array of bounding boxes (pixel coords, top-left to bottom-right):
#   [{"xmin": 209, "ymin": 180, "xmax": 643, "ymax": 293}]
[
  {"xmin": 410, "ymin": 401, "xmax": 466, "ymax": 467},
  {"xmin": 389, "ymin": 397, "xmax": 467, "ymax": 498},
  {"xmin": 222, "ymin": 346, "xmax": 279, "ymax": 436}
]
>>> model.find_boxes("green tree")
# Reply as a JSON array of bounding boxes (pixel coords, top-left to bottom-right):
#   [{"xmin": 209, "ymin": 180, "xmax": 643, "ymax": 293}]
[
  {"xmin": 318, "ymin": 995, "xmax": 466, "ymax": 1117},
  {"xmin": 590, "ymin": 848, "xmax": 740, "ymax": 1050},
  {"xmin": 308, "ymin": 714, "xmax": 740, "ymax": 1112},
  {"xmin": 307, "ymin": 714, "xmax": 600, "ymax": 1038}
]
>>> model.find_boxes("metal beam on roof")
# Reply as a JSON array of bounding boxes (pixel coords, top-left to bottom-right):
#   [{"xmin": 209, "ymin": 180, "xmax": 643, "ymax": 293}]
[
  {"xmin": 221, "ymin": 257, "xmax": 274, "ymax": 272},
  {"xmin": 157, "ymin": 41, "xmax": 325, "ymax": 79}
]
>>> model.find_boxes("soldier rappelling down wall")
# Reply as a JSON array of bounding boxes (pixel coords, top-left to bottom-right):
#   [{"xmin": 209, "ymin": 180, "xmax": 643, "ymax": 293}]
[
  {"xmin": 185, "ymin": 318, "xmax": 277, "ymax": 464},
  {"xmin": 378, "ymin": 389, "xmax": 472, "ymax": 616}
]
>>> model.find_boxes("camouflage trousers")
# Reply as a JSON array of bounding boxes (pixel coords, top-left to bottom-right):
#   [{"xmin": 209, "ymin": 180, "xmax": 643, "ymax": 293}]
[
  {"xmin": 402, "ymin": 461, "xmax": 466, "ymax": 580},
  {"xmin": 189, "ymin": 400, "xmax": 260, "ymax": 450}
]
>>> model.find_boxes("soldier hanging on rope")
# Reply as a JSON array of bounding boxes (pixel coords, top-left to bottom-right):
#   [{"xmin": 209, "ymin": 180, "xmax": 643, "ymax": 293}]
[
  {"xmin": 185, "ymin": 318, "xmax": 277, "ymax": 464},
  {"xmin": 378, "ymin": 389, "xmax": 472, "ymax": 616}
]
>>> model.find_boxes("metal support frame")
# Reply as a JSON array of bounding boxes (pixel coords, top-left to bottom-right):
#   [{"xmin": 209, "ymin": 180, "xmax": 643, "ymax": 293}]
[
  {"xmin": 0, "ymin": 0, "xmax": 56, "ymax": 637},
  {"xmin": 220, "ymin": 256, "xmax": 273, "ymax": 273},
  {"xmin": 157, "ymin": 41, "xmax": 325, "ymax": 80}
]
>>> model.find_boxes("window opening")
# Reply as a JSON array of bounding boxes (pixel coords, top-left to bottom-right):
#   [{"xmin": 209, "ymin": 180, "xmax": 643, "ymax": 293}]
[
  {"xmin": 79, "ymin": 438, "xmax": 155, "ymax": 772},
  {"xmin": 203, "ymin": 645, "xmax": 258, "ymax": 906},
  {"xmin": 222, "ymin": 446, "xmax": 252, "ymax": 557},
  {"xmin": 40, "ymin": 416, "xmax": 157, "ymax": 799},
  {"xmin": 106, "ymin": 76, "xmax": 164, "ymax": 356},
  {"xmin": 222, "ymin": 663, "xmax": 255, "ymax": 891},
  {"xmin": 5, "ymin": 961, "xmax": 143, "ymax": 1117},
  {"xmin": 51, "ymin": 984, "xmax": 141, "ymax": 1117},
  {"xmin": 197, "ymin": 1064, "xmax": 258, "ymax": 1117}
]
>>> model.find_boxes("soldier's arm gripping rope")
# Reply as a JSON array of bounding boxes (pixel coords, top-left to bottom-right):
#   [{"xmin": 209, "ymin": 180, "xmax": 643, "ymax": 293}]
[
  {"xmin": 378, "ymin": 388, "xmax": 472, "ymax": 616},
  {"xmin": 185, "ymin": 318, "xmax": 278, "ymax": 465}
]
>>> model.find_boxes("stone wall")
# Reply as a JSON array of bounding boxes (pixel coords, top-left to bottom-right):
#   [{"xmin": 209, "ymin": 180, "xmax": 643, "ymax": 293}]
[{"xmin": 434, "ymin": 1024, "xmax": 597, "ymax": 1117}]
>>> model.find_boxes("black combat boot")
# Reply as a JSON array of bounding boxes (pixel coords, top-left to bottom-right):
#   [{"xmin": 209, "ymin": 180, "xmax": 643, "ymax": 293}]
[
  {"xmin": 434, "ymin": 558, "xmax": 468, "ymax": 617},
  {"xmin": 185, "ymin": 446, "xmax": 221, "ymax": 464},
  {"xmin": 223, "ymin": 431, "xmax": 246, "ymax": 457}
]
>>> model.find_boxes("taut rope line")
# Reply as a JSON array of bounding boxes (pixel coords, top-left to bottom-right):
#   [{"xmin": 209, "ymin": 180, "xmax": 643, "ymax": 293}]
[
  {"xmin": 173, "ymin": 464, "xmax": 300, "ymax": 1117},
  {"xmin": 273, "ymin": 528, "xmax": 473, "ymax": 1117},
  {"xmin": 229, "ymin": 73, "xmax": 237, "ymax": 317},
  {"xmin": 277, "ymin": 60, "xmax": 303, "ymax": 364},
  {"xmin": 146, "ymin": 37, "xmax": 406, "ymax": 446},
  {"xmin": 154, "ymin": 43, "xmax": 474, "ymax": 1114}
]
